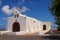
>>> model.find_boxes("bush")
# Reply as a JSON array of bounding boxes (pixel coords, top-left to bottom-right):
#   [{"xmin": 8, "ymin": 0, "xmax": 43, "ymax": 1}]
[{"xmin": 57, "ymin": 26, "xmax": 60, "ymax": 31}]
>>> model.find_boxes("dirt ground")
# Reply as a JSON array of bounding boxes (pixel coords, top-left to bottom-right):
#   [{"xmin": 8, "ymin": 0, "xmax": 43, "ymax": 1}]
[
  {"xmin": 0, "ymin": 35, "xmax": 60, "ymax": 40},
  {"xmin": 0, "ymin": 35, "xmax": 48, "ymax": 40}
]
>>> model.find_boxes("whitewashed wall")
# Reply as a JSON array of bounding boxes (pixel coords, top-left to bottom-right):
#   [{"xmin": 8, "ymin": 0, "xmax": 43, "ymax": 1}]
[
  {"xmin": 26, "ymin": 17, "xmax": 51, "ymax": 34},
  {"xmin": 7, "ymin": 15, "xmax": 26, "ymax": 32},
  {"xmin": 41, "ymin": 22, "xmax": 51, "ymax": 30},
  {"xmin": 6, "ymin": 14, "xmax": 51, "ymax": 35}
]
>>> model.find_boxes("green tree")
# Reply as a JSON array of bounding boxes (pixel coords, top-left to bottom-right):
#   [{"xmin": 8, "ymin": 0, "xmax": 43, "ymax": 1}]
[{"xmin": 49, "ymin": 0, "xmax": 60, "ymax": 30}]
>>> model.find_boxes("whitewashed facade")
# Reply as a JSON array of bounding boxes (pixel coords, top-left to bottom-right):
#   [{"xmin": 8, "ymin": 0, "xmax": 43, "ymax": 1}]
[{"xmin": 0, "ymin": 9, "xmax": 51, "ymax": 35}]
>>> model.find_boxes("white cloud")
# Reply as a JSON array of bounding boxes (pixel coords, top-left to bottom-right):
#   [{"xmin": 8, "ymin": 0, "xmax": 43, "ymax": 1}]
[
  {"xmin": 2, "ymin": 5, "xmax": 29, "ymax": 15},
  {"xmin": 21, "ymin": 0, "xmax": 25, "ymax": 3},
  {"xmin": 2, "ymin": 5, "xmax": 12, "ymax": 15},
  {"xmin": 2, "ymin": 5, "xmax": 21, "ymax": 15},
  {"xmin": 18, "ymin": 0, "xmax": 34, "ymax": 5},
  {"xmin": 3, "ymin": 17, "xmax": 7, "ymax": 20},
  {"xmin": 11, "ymin": 7, "xmax": 20, "ymax": 14},
  {"xmin": 0, "ymin": 0, "xmax": 1, "ymax": 5},
  {"xmin": 18, "ymin": 0, "xmax": 25, "ymax": 5},
  {"xmin": 21, "ymin": 6, "xmax": 29, "ymax": 13},
  {"xmin": 2, "ymin": 5, "xmax": 20, "ymax": 15}
]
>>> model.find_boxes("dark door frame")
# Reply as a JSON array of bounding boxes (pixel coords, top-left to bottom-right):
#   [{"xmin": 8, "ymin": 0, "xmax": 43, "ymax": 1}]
[
  {"xmin": 12, "ymin": 22, "xmax": 20, "ymax": 32},
  {"xmin": 43, "ymin": 25, "xmax": 46, "ymax": 30}
]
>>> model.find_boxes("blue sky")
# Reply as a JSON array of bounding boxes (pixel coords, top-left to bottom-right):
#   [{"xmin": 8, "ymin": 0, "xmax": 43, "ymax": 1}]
[{"xmin": 0, "ymin": 0, "xmax": 55, "ymax": 28}]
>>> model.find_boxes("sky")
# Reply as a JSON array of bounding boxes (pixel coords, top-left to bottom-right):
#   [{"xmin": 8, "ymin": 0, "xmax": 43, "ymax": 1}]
[{"xmin": 0, "ymin": 0, "xmax": 56, "ymax": 29}]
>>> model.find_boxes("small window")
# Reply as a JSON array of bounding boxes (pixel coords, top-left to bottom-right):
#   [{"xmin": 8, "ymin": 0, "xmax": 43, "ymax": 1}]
[
  {"xmin": 14, "ymin": 15, "xmax": 16, "ymax": 18},
  {"xmin": 17, "ymin": 14, "xmax": 19, "ymax": 18},
  {"xmin": 43, "ymin": 25, "xmax": 46, "ymax": 30},
  {"xmin": 33, "ymin": 21, "xmax": 35, "ymax": 23},
  {"xmin": 14, "ymin": 14, "xmax": 19, "ymax": 18}
]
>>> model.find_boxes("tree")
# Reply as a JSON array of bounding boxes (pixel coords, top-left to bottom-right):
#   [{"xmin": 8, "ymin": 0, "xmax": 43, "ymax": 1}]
[{"xmin": 49, "ymin": 0, "xmax": 60, "ymax": 30}]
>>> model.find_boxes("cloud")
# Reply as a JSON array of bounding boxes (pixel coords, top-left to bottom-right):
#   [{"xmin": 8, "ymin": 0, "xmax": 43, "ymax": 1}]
[
  {"xmin": 0, "ymin": 0, "xmax": 1, "ymax": 5},
  {"xmin": 3, "ymin": 17, "xmax": 8, "ymax": 20},
  {"xmin": 21, "ymin": 0, "xmax": 25, "ymax": 3},
  {"xmin": 2, "ymin": 5, "xmax": 12, "ymax": 15},
  {"xmin": 18, "ymin": 0, "xmax": 34, "ymax": 5},
  {"xmin": 2, "ymin": 5, "xmax": 29, "ymax": 15},
  {"xmin": 21, "ymin": 6, "xmax": 29, "ymax": 13},
  {"xmin": 2, "ymin": 5, "xmax": 21, "ymax": 15},
  {"xmin": 18, "ymin": 0, "xmax": 25, "ymax": 5},
  {"xmin": 11, "ymin": 6, "xmax": 29, "ymax": 13}
]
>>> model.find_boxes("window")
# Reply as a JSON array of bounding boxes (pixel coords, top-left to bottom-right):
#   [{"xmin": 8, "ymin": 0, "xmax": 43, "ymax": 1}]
[
  {"xmin": 33, "ymin": 21, "xmax": 35, "ymax": 23},
  {"xmin": 14, "ymin": 15, "xmax": 16, "ymax": 18},
  {"xmin": 43, "ymin": 25, "xmax": 46, "ymax": 30},
  {"xmin": 14, "ymin": 14, "xmax": 19, "ymax": 18},
  {"xmin": 17, "ymin": 14, "xmax": 19, "ymax": 18}
]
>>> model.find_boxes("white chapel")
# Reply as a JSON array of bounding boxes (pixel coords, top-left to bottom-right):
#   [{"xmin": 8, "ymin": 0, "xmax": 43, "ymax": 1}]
[{"xmin": 0, "ymin": 7, "xmax": 51, "ymax": 35}]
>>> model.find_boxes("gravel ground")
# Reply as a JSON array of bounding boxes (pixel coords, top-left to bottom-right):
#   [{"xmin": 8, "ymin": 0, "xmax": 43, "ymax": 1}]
[{"xmin": 0, "ymin": 35, "xmax": 60, "ymax": 40}]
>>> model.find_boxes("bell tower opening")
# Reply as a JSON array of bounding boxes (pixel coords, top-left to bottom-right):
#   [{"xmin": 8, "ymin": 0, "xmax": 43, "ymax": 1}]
[{"xmin": 12, "ymin": 22, "xmax": 20, "ymax": 32}]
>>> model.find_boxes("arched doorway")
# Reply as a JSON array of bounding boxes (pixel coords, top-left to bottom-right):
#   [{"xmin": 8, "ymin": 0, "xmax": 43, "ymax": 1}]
[
  {"xmin": 12, "ymin": 22, "xmax": 20, "ymax": 32},
  {"xmin": 43, "ymin": 25, "xmax": 46, "ymax": 30}
]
